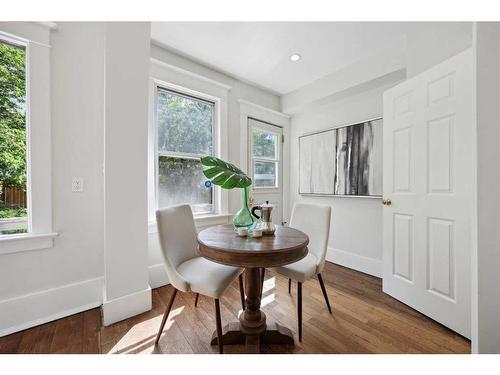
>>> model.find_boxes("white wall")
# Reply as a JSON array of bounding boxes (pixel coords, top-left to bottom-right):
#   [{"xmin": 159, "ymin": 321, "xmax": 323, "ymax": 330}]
[
  {"xmin": 288, "ymin": 81, "xmax": 400, "ymax": 277},
  {"xmin": 0, "ymin": 22, "xmax": 106, "ymax": 336},
  {"xmin": 102, "ymin": 23, "xmax": 152, "ymax": 325},
  {"xmin": 474, "ymin": 22, "xmax": 500, "ymax": 354},
  {"xmin": 405, "ymin": 22, "xmax": 473, "ymax": 78},
  {"xmin": 283, "ymin": 23, "xmax": 473, "ymax": 277}
]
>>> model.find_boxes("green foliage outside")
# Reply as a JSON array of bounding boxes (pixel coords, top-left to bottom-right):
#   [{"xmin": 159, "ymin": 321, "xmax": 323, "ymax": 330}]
[
  {"xmin": 156, "ymin": 89, "xmax": 215, "ymax": 212},
  {"xmin": 252, "ymin": 129, "xmax": 277, "ymax": 186},
  {"xmin": 157, "ymin": 88, "xmax": 213, "ymax": 156},
  {"xmin": 252, "ymin": 129, "xmax": 276, "ymax": 159},
  {"xmin": 0, "ymin": 41, "xmax": 27, "ymax": 222},
  {"xmin": 0, "ymin": 202, "xmax": 26, "ymax": 218},
  {"xmin": 0, "ymin": 41, "xmax": 26, "ymax": 189}
]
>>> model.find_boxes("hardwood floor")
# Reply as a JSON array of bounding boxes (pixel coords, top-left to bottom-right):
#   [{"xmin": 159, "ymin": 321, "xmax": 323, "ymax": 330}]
[{"xmin": 0, "ymin": 263, "xmax": 470, "ymax": 354}]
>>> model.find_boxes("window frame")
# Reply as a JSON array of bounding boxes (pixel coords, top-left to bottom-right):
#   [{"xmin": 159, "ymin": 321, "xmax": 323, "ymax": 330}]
[
  {"xmin": 249, "ymin": 120, "xmax": 282, "ymax": 191},
  {"xmin": 0, "ymin": 35, "xmax": 30, "ymax": 235},
  {"xmin": 153, "ymin": 82, "xmax": 219, "ymax": 216},
  {"xmin": 0, "ymin": 24, "xmax": 56, "ymax": 254}
]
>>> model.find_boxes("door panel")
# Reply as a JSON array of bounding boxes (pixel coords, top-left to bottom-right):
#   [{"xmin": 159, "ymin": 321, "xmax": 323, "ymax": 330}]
[
  {"xmin": 427, "ymin": 73, "xmax": 454, "ymax": 105},
  {"xmin": 427, "ymin": 116, "xmax": 454, "ymax": 193},
  {"xmin": 393, "ymin": 127, "xmax": 413, "ymax": 193},
  {"xmin": 427, "ymin": 217, "xmax": 455, "ymax": 300},
  {"xmin": 383, "ymin": 49, "xmax": 473, "ymax": 338},
  {"xmin": 393, "ymin": 213, "xmax": 414, "ymax": 283}
]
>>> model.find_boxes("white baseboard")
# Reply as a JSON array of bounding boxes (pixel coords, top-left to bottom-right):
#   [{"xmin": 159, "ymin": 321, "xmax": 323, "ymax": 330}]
[
  {"xmin": 326, "ymin": 247, "xmax": 382, "ymax": 278},
  {"xmin": 0, "ymin": 277, "xmax": 103, "ymax": 337},
  {"xmin": 148, "ymin": 263, "xmax": 169, "ymax": 289},
  {"xmin": 102, "ymin": 287, "xmax": 152, "ymax": 326}
]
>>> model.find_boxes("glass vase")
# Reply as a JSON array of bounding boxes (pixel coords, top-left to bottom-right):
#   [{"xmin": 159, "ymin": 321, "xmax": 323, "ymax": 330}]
[{"xmin": 232, "ymin": 186, "xmax": 254, "ymax": 229}]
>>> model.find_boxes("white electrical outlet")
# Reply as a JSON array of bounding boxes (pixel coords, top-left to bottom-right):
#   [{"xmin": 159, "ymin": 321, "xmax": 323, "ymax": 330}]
[{"xmin": 72, "ymin": 177, "xmax": 84, "ymax": 192}]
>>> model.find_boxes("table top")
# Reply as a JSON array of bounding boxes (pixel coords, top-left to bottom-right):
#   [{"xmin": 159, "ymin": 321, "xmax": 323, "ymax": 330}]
[{"xmin": 197, "ymin": 224, "xmax": 309, "ymax": 268}]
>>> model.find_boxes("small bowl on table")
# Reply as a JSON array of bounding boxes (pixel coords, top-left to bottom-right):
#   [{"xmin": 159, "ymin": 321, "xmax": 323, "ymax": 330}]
[
  {"xmin": 250, "ymin": 228, "xmax": 263, "ymax": 238},
  {"xmin": 236, "ymin": 227, "xmax": 248, "ymax": 237}
]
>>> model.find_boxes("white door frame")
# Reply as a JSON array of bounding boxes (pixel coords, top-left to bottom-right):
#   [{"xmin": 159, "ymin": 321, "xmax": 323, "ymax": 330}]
[{"xmin": 238, "ymin": 99, "xmax": 292, "ymax": 222}]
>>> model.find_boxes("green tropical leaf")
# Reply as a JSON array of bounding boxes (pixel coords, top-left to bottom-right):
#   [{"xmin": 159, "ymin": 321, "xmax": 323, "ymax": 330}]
[
  {"xmin": 200, "ymin": 156, "xmax": 251, "ymax": 189},
  {"xmin": 203, "ymin": 166, "xmax": 223, "ymax": 179}
]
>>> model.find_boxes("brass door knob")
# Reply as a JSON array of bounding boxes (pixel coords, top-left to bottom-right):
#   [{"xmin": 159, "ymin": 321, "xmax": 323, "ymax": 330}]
[{"xmin": 382, "ymin": 198, "xmax": 392, "ymax": 206}]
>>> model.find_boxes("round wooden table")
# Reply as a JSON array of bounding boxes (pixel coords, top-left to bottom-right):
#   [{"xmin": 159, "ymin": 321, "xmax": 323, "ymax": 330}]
[{"xmin": 197, "ymin": 224, "xmax": 309, "ymax": 353}]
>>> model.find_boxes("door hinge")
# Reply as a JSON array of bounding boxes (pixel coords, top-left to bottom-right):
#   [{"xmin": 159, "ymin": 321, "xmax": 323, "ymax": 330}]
[{"xmin": 281, "ymin": 134, "xmax": 285, "ymax": 143}]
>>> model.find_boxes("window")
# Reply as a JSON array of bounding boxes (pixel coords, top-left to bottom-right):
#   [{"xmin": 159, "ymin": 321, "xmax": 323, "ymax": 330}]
[
  {"xmin": 251, "ymin": 126, "xmax": 280, "ymax": 188},
  {"xmin": 155, "ymin": 87, "xmax": 215, "ymax": 214},
  {"xmin": 0, "ymin": 39, "xmax": 28, "ymax": 236},
  {"xmin": 0, "ymin": 25, "xmax": 55, "ymax": 253}
]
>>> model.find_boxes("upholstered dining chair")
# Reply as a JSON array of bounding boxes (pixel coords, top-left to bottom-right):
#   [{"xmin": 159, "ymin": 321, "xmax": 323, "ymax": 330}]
[
  {"xmin": 262, "ymin": 203, "xmax": 332, "ymax": 342},
  {"xmin": 155, "ymin": 204, "xmax": 245, "ymax": 354}
]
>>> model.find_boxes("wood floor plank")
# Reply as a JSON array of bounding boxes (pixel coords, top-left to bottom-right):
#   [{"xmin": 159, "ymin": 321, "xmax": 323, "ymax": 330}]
[
  {"xmin": 173, "ymin": 291, "xmax": 215, "ymax": 354},
  {"xmin": 0, "ymin": 330, "xmax": 23, "ymax": 353},
  {"xmin": 50, "ymin": 313, "xmax": 84, "ymax": 353},
  {"xmin": 154, "ymin": 286, "xmax": 196, "ymax": 354},
  {"xmin": 14, "ymin": 327, "xmax": 41, "ymax": 354},
  {"xmin": 82, "ymin": 308, "xmax": 101, "ymax": 354},
  {"xmin": 0, "ymin": 262, "xmax": 470, "ymax": 354}
]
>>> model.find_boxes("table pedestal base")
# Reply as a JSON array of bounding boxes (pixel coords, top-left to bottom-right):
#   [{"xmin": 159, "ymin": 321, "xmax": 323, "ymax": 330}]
[
  {"xmin": 210, "ymin": 321, "xmax": 294, "ymax": 353},
  {"xmin": 210, "ymin": 267, "xmax": 295, "ymax": 353}
]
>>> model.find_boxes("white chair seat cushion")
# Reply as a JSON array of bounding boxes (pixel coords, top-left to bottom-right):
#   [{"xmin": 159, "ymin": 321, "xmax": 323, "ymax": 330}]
[
  {"xmin": 273, "ymin": 253, "xmax": 318, "ymax": 283},
  {"xmin": 177, "ymin": 257, "xmax": 242, "ymax": 299}
]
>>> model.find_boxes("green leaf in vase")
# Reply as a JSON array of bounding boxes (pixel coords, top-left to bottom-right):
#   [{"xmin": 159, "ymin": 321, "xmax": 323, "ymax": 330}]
[{"xmin": 200, "ymin": 156, "xmax": 251, "ymax": 189}]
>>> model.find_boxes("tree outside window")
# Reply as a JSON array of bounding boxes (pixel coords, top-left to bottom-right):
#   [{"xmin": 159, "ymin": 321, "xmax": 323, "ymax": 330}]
[
  {"xmin": 156, "ymin": 88, "xmax": 214, "ymax": 214},
  {"xmin": 0, "ymin": 41, "xmax": 27, "ymax": 234}
]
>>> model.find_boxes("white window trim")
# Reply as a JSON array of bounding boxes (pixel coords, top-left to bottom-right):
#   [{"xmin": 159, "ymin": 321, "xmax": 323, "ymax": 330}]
[
  {"xmin": 154, "ymin": 83, "xmax": 218, "ymax": 216},
  {"xmin": 249, "ymin": 121, "xmax": 282, "ymax": 191},
  {"xmin": 0, "ymin": 24, "xmax": 56, "ymax": 253},
  {"xmin": 0, "ymin": 232, "xmax": 58, "ymax": 255},
  {"xmin": 238, "ymin": 99, "xmax": 291, "ymax": 222},
  {"xmin": 148, "ymin": 58, "xmax": 231, "ymax": 229}
]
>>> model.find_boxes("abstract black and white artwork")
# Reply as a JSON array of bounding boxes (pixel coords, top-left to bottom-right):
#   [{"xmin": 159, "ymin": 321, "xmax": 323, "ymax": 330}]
[{"xmin": 299, "ymin": 118, "xmax": 382, "ymax": 196}]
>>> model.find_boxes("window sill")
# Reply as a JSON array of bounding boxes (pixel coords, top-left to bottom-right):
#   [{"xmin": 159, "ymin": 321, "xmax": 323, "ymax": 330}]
[
  {"xmin": 0, "ymin": 232, "xmax": 58, "ymax": 255},
  {"xmin": 148, "ymin": 213, "xmax": 232, "ymax": 233}
]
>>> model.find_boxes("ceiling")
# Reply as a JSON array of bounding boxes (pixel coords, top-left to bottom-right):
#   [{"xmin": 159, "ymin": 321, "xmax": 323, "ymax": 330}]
[{"xmin": 151, "ymin": 22, "xmax": 410, "ymax": 95}]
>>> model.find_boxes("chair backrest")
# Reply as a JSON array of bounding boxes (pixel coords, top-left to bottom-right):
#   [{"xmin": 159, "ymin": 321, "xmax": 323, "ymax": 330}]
[
  {"xmin": 289, "ymin": 203, "xmax": 331, "ymax": 273},
  {"xmin": 156, "ymin": 204, "xmax": 199, "ymax": 291}
]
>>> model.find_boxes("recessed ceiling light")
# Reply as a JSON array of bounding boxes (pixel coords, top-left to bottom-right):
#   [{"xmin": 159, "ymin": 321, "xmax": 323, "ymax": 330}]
[{"xmin": 289, "ymin": 54, "xmax": 301, "ymax": 62}]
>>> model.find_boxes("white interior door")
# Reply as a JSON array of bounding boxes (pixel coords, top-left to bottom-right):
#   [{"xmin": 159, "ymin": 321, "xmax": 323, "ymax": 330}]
[
  {"xmin": 248, "ymin": 118, "xmax": 283, "ymax": 225},
  {"xmin": 382, "ymin": 49, "xmax": 474, "ymax": 338}
]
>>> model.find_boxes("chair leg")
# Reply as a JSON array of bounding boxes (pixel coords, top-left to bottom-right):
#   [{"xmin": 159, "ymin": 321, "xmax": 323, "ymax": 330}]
[
  {"xmin": 260, "ymin": 268, "xmax": 265, "ymax": 299},
  {"xmin": 214, "ymin": 298, "xmax": 223, "ymax": 354},
  {"xmin": 288, "ymin": 278, "xmax": 292, "ymax": 294},
  {"xmin": 317, "ymin": 273, "xmax": 332, "ymax": 314},
  {"xmin": 194, "ymin": 293, "xmax": 199, "ymax": 307},
  {"xmin": 297, "ymin": 282, "xmax": 302, "ymax": 342},
  {"xmin": 155, "ymin": 288, "xmax": 178, "ymax": 345},
  {"xmin": 238, "ymin": 274, "xmax": 245, "ymax": 311}
]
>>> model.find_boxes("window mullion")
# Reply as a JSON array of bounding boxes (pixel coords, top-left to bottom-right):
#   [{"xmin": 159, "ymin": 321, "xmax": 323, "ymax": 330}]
[
  {"xmin": 158, "ymin": 151, "xmax": 205, "ymax": 160},
  {"xmin": 252, "ymin": 157, "xmax": 279, "ymax": 163}
]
